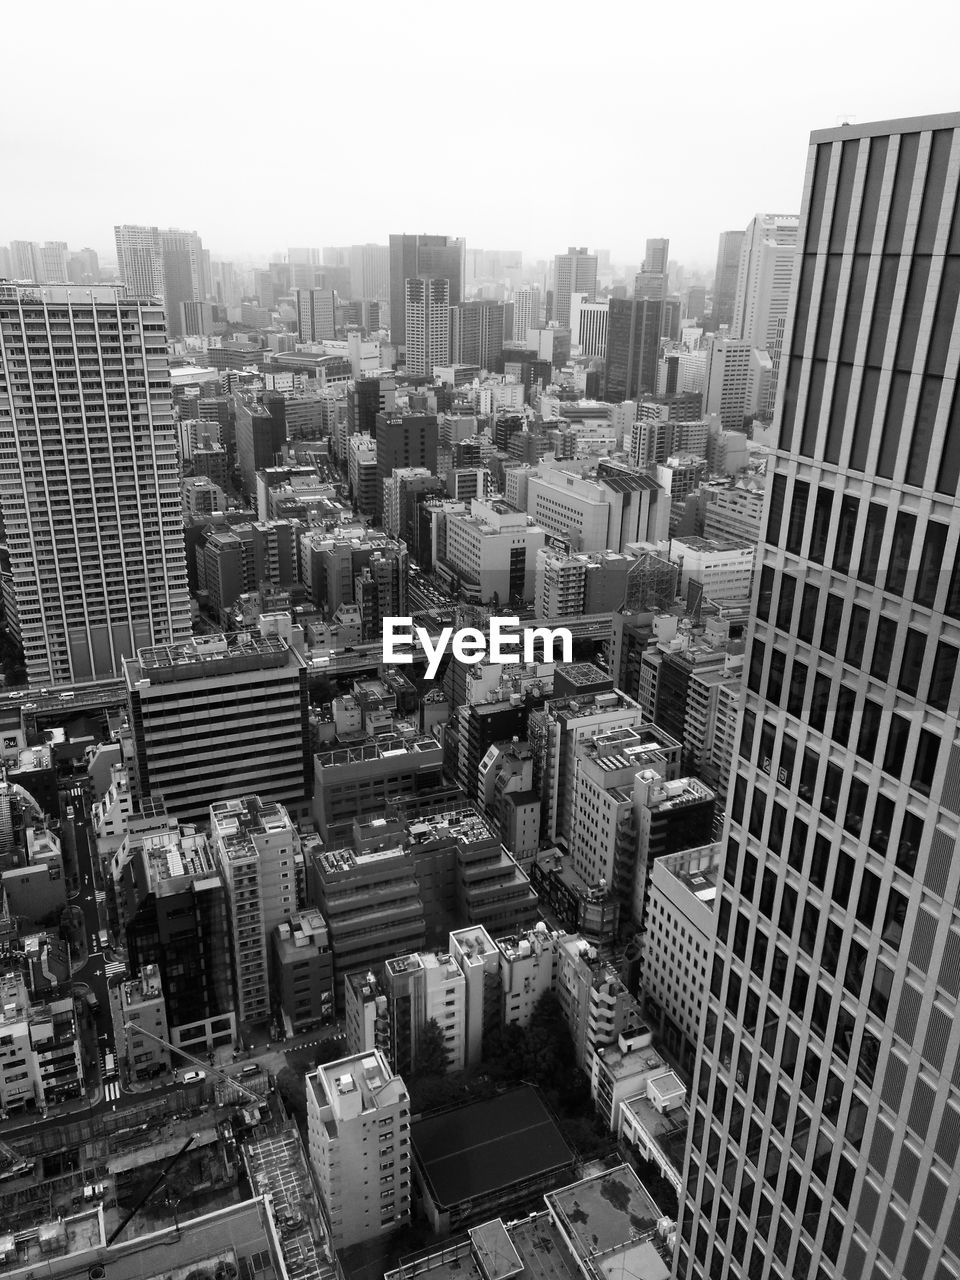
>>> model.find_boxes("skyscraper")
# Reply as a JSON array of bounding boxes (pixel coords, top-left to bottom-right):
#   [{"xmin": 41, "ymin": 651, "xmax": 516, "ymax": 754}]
[
  {"xmin": 603, "ymin": 298, "xmax": 662, "ymax": 402},
  {"xmin": 553, "ymin": 247, "xmax": 597, "ymax": 329},
  {"xmin": 450, "ymin": 299, "xmax": 505, "ymax": 369},
  {"xmin": 710, "ymin": 229, "xmax": 744, "ymax": 331},
  {"xmin": 677, "ymin": 112, "xmax": 960, "ymax": 1280},
  {"xmin": 114, "ymin": 224, "xmax": 164, "ymax": 299},
  {"xmin": 6, "ymin": 241, "xmax": 69, "ymax": 285},
  {"xmin": 388, "ymin": 234, "xmax": 464, "ymax": 345},
  {"xmin": 732, "ymin": 214, "xmax": 800, "ymax": 417},
  {"xmin": 635, "ymin": 237, "xmax": 670, "ymax": 300},
  {"xmin": 404, "ymin": 277, "xmax": 450, "ymax": 376},
  {"xmin": 513, "ymin": 286, "xmax": 542, "ymax": 340},
  {"xmin": 160, "ymin": 227, "xmax": 206, "ymax": 338},
  {"xmin": 349, "ymin": 243, "xmax": 391, "ymax": 301},
  {"xmin": 0, "ymin": 284, "xmax": 191, "ymax": 684}
]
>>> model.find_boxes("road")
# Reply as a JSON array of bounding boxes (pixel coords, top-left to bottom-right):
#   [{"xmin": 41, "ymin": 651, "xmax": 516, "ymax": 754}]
[{"xmin": 61, "ymin": 783, "xmax": 123, "ymax": 1104}]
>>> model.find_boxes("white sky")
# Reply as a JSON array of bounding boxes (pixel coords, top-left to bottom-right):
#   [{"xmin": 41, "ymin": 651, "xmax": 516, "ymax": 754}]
[{"xmin": 3, "ymin": 0, "xmax": 960, "ymax": 273}]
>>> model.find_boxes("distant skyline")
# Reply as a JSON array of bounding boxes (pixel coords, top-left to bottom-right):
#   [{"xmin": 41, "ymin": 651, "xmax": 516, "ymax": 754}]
[{"xmin": 3, "ymin": 0, "xmax": 959, "ymax": 272}]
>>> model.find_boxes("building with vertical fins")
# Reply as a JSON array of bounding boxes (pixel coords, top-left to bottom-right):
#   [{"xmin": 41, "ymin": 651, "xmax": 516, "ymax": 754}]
[
  {"xmin": 677, "ymin": 111, "xmax": 960, "ymax": 1280},
  {"xmin": 0, "ymin": 284, "xmax": 191, "ymax": 684}
]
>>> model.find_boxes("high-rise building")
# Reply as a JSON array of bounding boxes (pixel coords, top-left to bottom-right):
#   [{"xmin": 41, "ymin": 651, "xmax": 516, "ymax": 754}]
[
  {"xmin": 388, "ymin": 234, "xmax": 464, "ymax": 345},
  {"xmin": 678, "ymin": 111, "xmax": 960, "ymax": 1280},
  {"xmin": 635, "ymin": 237, "xmax": 670, "ymax": 301},
  {"xmin": 709, "ymin": 229, "xmax": 744, "ymax": 331},
  {"xmin": 732, "ymin": 214, "xmax": 800, "ymax": 417},
  {"xmin": 404, "ymin": 278, "xmax": 450, "ymax": 376},
  {"xmin": 306, "ymin": 1049, "xmax": 411, "ymax": 1247},
  {"xmin": 210, "ymin": 796, "xmax": 300, "ymax": 1026},
  {"xmin": 7, "ymin": 241, "xmax": 69, "ymax": 285},
  {"xmin": 296, "ymin": 287, "xmax": 337, "ymax": 342},
  {"xmin": 374, "ymin": 412, "xmax": 439, "ymax": 521},
  {"xmin": 552, "ymin": 247, "xmax": 597, "ymax": 329},
  {"xmin": 0, "ymin": 284, "xmax": 191, "ymax": 684},
  {"xmin": 450, "ymin": 299, "xmax": 504, "ymax": 370},
  {"xmin": 114, "ymin": 224, "xmax": 164, "ymax": 299},
  {"xmin": 603, "ymin": 298, "xmax": 662, "ymax": 402},
  {"xmin": 161, "ymin": 228, "xmax": 205, "ymax": 338},
  {"xmin": 513, "ymin": 286, "xmax": 542, "ymax": 340},
  {"xmin": 349, "ymin": 243, "xmax": 391, "ymax": 302}
]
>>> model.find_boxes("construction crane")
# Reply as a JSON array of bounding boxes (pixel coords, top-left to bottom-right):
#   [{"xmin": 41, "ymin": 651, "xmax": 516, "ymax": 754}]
[{"xmin": 122, "ymin": 1022, "xmax": 265, "ymax": 1106}]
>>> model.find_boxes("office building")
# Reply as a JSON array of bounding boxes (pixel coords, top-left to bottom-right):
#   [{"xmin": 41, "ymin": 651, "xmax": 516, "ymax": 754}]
[
  {"xmin": 312, "ymin": 733, "xmax": 445, "ymax": 845},
  {"xmin": 125, "ymin": 631, "xmax": 311, "ymax": 826},
  {"xmin": 374, "ymin": 411, "xmax": 438, "ymax": 520},
  {"xmin": 347, "ymin": 374, "xmax": 397, "ymax": 441},
  {"xmin": 0, "ymin": 284, "xmax": 191, "ymax": 684},
  {"xmin": 118, "ymin": 964, "xmax": 171, "ymax": 1081},
  {"xmin": 348, "ymin": 432, "xmax": 379, "ymax": 515},
  {"xmin": 273, "ymin": 911, "xmax": 335, "ymax": 1035},
  {"xmin": 526, "ymin": 462, "xmax": 670, "ymax": 553},
  {"xmin": 678, "ymin": 112, "xmax": 960, "ymax": 1280},
  {"xmin": 702, "ymin": 334, "xmax": 770, "ymax": 430},
  {"xmin": 604, "ymin": 298, "xmax": 663, "ymax": 402},
  {"xmin": 570, "ymin": 292, "xmax": 609, "ymax": 358},
  {"xmin": 234, "ymin": 392, "xmax": 286, "ymax": 499},
  {"xmin": 116, "ymin": 815, "xmax": 236, "ymax": 1053},
  {"xmin": 709, "ymin": 228, "xmax": 744, "ymax": 330},
  {"xmin": 349, "ymin": 243, "xmax": 391, "ymax": 301},
  {"xmin": 440, "ymin": 496, "xmax": 545, "ymax": 604},
  {"xmin": 732, "ymin": 213, "xmax": 800, "ymax": 416},
  {"xmin": 306, "ymin": 1049, "xmax": 410, "ymax": 1247},
  {"xmin": 210, "ymin": 796, "xmax": 299, "ymax": 1027},
  {"xmin": 671, "ymin": 535, "xmax": 756, "ymax": 603},
  {"xmin": 404, "ymin": 277, "xmax": 450, "ymax": 376},
  {"xmin": 451, "ymin": 299, "xmax": 505, "ymax": 370},
  {"xmin": 635, "ymin": 237, "xmax": 670, "ymax": 301},
  {"xmin": 160, "ymin": 228, "xmax": 205, "ymax": 338},
  {"xmin": 641, "ymin": 843, "xmax": 719, "ymax": 1074},
  {"xmin": 553, "ymin": 247, "xmax": 597, "ymax": 328},
  {"xmin": 296, "ymin": 287, "xmax": 337, "ymax": 342},
  {"xmin": 307, "ymin": 838, "xmax": 427, "ymax": 1008},
  {"xmin": 389, "ymin": 233, "xmax": 464, "ymax": 345}
]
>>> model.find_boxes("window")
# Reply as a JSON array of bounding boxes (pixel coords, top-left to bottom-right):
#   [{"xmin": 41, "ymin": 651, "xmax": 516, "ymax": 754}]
[
  {"xmin": 856, "ymin": 699, "xmax": 882, "ymax": 762},
  {"xmin": 797, "ymin": 584, "xmax": 819, "ymax": 644},
  {"xmin": 785, "ymin": 482, "xmax": 810, "ymax": 556},
  {"xmin": 845, "ymin": 606, "xmax": 869, "ymax": 667},
  {"xmin": 898, "ymin": 629, "xmax": 926, "ymax": 698},
  {"xmin": 821, "ymin": 594, "xmax": 844, "ymax": 656},
  {"xmin": 809, "ymin": 487, "xmax": 834, "ymax": 563},
  {"xmin": 833, "ymin": 496, "xmax": 859, "ymax": 574},
  {"xmin": 871, "ymin": 616, "xmax": 898, "ymax": 681},
  {"xmin": 858, "ymin": 502, "xmax": 886, "ymax": 584},
  {"xmin": 928, "ymin": 642, "xmax": 959, "ymax": 712}
]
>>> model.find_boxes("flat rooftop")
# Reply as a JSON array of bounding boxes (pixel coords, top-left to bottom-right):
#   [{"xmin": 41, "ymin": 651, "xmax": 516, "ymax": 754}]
[
  {"xmin": 0, "ymin": 1211, "xmax": 104, "ymax": 1277},
  {"xmin": 412, "ymin": 1086, "xmax": 574, "ymax": 1211},
  {"xmin": 506, "ymin": 1214, "xmax": 581, "ymax": 1280},
  {"xmin": 545, "ymin": 1165, "xmax": 668, "ymax": 1279}
]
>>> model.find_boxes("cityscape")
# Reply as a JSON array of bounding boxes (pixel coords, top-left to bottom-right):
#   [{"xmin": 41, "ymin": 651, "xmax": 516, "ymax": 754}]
[{"xmin": 2, "ymin": 13, "xmax": 960, "ymax": 1280}]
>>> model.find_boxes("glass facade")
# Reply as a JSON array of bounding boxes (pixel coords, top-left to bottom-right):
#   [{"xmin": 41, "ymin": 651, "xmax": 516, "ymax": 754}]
[{"xmin": 677, "ymin": 114, "xmax": 960, "ymax": 1280}]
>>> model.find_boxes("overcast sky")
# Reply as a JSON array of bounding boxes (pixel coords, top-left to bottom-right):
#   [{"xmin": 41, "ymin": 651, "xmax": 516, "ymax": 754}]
[{"xmin": 3, "ymin": 0, "xmax": 959, "ymax": 273}]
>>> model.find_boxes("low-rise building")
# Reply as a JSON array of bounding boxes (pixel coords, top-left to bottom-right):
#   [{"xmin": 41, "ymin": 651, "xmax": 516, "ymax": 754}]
[
  {"xmin": 119, "ymin": 964, "xmax": 171, "ymax": 1081},
  {"xmin": 273, "ymin": 911, "xmax": 335, "ymax": 1035},
  {"xmin": 0, "ymin": 971, "xmax": 83, "ymax": 1116},
  {"xmin": 495, "ymin": 923, "xmax": 564, "ymax": 1026}
]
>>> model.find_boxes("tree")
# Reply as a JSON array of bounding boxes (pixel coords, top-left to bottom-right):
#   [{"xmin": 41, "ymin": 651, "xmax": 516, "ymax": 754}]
[{"xmin": 414, "ymin": 1018, "xmax": 449, "ymax": 1079}]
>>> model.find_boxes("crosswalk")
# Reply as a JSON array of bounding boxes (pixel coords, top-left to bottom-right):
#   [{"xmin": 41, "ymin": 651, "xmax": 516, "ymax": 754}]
[
  {"xmin": 104, "ymin": 960, "xmax": 126, "ymax": 978},
  {"xmin": 103, "ymin": 1080, "xmax": 121, "ymax": 1101},
  {"xmin": 95, "ymin": 890, "xmax": 106, "ymax": 905}
]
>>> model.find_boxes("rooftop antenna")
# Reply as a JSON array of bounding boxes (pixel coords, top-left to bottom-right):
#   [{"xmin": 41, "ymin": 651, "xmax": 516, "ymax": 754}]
[{"xmin": 837, "ymin": 114, "xmax": 857, "ymax": 127}]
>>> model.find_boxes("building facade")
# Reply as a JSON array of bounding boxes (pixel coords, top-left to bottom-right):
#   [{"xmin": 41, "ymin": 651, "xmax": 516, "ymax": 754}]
[
  {"xmin": 678, "ymin": 111, "xmax": 960, "ymax": 1280},
  {"xmin": 0, "ymin": 285, "xmax": 191, "ymax": 684}
]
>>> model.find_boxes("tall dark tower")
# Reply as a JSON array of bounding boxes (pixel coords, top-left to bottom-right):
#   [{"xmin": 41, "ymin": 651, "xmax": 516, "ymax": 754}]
[
  {"xmin": 677, "ymin": 112, "xmax": 960, "ymax": 1280},
  {"xmin": 388, "ymin": 234, "xmax": 464, "ymax": 345},
  {"xmin": 710, "ymin": 228, "xmax": 744, "ymax": 331}
]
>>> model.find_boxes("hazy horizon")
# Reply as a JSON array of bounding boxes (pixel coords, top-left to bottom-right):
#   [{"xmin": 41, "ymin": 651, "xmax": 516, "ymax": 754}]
[{"xmin": 3, "ymin": 0, "xmax": 959, "ymax": 272}]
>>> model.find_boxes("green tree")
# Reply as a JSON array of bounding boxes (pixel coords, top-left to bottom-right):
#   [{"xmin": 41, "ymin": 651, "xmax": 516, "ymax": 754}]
[{"xmin": 414, "ymin": 1017, "xmax": 449, "ymax": 1079}]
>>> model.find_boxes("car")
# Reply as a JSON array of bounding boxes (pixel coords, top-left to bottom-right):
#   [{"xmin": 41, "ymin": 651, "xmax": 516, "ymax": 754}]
[{"xmin": 182, "ymin": 1069, "xmax": 206, "ymax": 1084}]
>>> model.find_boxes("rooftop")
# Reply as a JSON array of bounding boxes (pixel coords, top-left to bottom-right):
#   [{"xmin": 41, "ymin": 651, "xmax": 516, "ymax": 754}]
[
  {"xmin": 312, "ymin": 1050, "xmax": 404, "ymax": 1118},
  {"xmin": 128, "ymin": 632, "xmax": 299, "ymax": 683},
  {"xmin": 412, "ymin": 1087, "xmax": 574, "ymax": 1211},
  {"xmin": 315, "ymin": 734, "xmax": 441, "ymax": 769},
  {"xmin": 545, "ymin": 1165, "xmax": 669, "ymax": 1280},
  {"xmin": 211, "ymin": 796, "xmax": 294, "ymax": 854},
  {"xmin": 0, "ymin": 1210, "xmax": 104, "ymax": 1277},
  {"xmin": 244, "ymin": 1126, "xmax": 335, "ymax": 1280}
]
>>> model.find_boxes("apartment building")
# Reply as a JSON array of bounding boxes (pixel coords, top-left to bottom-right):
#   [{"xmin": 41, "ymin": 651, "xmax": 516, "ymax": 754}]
[{"xmin": 306, "ymin": 1049, "xmax": 410, "ymax": 1247}]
